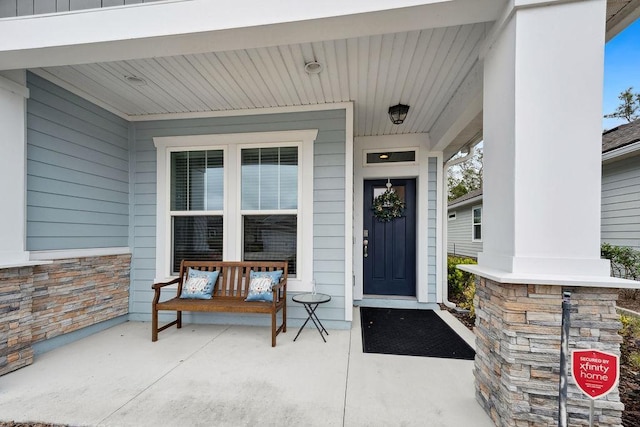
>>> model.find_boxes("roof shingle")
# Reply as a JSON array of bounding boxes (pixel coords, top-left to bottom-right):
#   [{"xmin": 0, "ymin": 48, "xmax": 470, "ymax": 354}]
[{"xmin": 602, "ymin": 118, "xmax": 640, "ymax": 153}]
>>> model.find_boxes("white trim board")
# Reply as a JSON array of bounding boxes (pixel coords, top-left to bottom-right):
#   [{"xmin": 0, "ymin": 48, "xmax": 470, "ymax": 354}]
[
  {"xmin": 0, "ymin": 75, "xmax": 29, "ymax": 98},
  {"xmin": 448, "ymin": 194, "xmax": 483, "ymax": 210},
  {"xmin": 352, "ymin": 133, "xmax": 436, "ymax": 304},
  {"xmin": 602, "ymin": 140, "xmax": 640, "ymax": 163},
  {"xmin": 459, "ymin": 264, "xmax": 640, "ymax": 290},
  {"xmin": 30, "ymin": 247, "xmax": 131, "ymax": 260}
]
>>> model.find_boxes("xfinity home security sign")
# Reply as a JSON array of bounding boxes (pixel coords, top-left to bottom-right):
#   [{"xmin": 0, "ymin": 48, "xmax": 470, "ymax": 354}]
[{"xmin": 571, "ymin": 349, "xmax": 619, "ymax": 399}]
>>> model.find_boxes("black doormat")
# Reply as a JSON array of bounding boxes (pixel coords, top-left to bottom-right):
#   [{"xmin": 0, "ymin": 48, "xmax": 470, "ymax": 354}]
[{"xmin": 360, "ymin": 307, "xmax": 475, "ymax": 360}]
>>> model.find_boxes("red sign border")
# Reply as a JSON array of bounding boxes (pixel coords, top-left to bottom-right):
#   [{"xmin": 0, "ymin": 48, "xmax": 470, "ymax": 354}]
[{"xmin": 571, "ymin": 349, "xmax": 620, "ymax": 400}]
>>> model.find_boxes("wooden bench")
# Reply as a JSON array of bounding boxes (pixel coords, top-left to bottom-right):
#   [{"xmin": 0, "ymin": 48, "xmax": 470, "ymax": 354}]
[{"xmin": 152, "ymin": 261, "xmax": 287, "ymax": 347}]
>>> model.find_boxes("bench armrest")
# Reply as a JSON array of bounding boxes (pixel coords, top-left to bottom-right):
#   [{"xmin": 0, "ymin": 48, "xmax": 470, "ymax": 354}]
[
  {"xmin": 272, "ymin": 276, "xmax": 287, "ymax": 291},
  {"xmin": 152, "ymin": 277, "xmax": 180, "ymax": 290},
  {"xmin": 152, "ymin": 277, "xmax": 181, "ymax": 306},
  {"xmin": 271, "ymin": 278, "xmax": 287, "ymax": 303}
]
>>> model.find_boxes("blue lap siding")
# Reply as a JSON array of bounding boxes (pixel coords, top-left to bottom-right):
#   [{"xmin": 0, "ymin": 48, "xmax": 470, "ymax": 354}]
[
  {"xmin": 26, "ymin": 72, "xmax": 349, "ymax": 325},
  {"xmin": 130, "ymin": 111, "xmax": 347, "ymax": 324},
  {"xmin": 26, "ymin": 72, "xmax": 130, "ymax": 250}
]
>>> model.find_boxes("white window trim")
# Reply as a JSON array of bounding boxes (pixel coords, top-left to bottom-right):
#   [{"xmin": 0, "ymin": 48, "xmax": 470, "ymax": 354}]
[
  {"xmin": 154, "ymin": 129, "xmax": 318, "ymax": 292},
  {"xmin": 472, "ymin": 205, "xmax": 482, "ymax": 242}
]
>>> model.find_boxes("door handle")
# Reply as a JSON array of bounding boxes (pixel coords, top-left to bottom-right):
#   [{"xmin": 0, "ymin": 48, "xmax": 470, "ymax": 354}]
[{"xmin": 363, "ymin": 239, "xmax": 368, "ymax": 258}]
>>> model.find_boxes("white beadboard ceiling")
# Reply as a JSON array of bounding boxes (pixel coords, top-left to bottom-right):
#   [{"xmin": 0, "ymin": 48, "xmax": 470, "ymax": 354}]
[
  {"xmin": 34, "ymin": 23, "xmax": 489, "ymax": 138},
  {"xmin": 30, "ymin": 1, "xmax": 639, "ymax": 139}
]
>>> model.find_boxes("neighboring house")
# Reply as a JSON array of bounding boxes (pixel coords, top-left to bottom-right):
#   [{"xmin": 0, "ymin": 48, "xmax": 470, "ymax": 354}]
[
  {"xmin": 446, "ymin": 188, "xmax": 483, "ymax": 258},
  {"xmin": 448, "ymin": 118, "xmax": 640, "ymax": 257},
  {"xmin": 602, "ymin": 118, "xmax": 640, "ymax": 250}
]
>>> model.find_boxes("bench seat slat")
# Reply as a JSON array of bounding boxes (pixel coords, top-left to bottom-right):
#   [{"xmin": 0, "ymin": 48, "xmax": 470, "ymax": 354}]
[{"xmin": 157, "ymin": 297, "xmax": 283, "ymax": 313}]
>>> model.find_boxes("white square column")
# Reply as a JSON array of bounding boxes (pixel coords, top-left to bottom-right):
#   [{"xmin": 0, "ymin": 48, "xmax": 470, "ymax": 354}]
[
  {"xmin": 0, "ymin": 71, "xmax": 30, "ymax": 267},
  {"xmin": 480, "ymin": 0, "xmax": 610, "ymax": 277}
]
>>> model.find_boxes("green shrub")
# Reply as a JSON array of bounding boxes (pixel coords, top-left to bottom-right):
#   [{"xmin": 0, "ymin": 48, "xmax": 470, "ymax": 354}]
[
  {"xmin": 458, "ymin": 280, "xmax": 476, "ymax": 319},
  {"xmin": 601, "ymin": 242, "xmax": 640, "ymax": 280},
  {"xmin": 620, "ymin": 313, "xmax": 640, "ymax": 370},
  {"xmin": 629, "ymin": 352, "xmax": 640, "ymax": 371},
  {"xmin": 447, "ymin": 255, "xmax": 477, "ymax": 307},
  {"xmin": 602, "ymin": 243, "xmax": 640, "ymax": 300},
  {"xmin": 620, "ymin": 313, "xmax": 640, "ymax": 337}
]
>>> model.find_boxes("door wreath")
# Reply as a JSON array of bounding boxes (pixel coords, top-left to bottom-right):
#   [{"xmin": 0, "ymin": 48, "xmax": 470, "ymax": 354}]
[{"xmin": 372, "ymin": 184, "xmax": 405, "ymax": 222}]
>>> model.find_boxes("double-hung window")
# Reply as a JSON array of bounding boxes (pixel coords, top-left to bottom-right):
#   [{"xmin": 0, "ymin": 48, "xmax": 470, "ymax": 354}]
[
  {"xmin": 170, "ymin": 150, "xmax": 224, "ymax": 273},
  {"xmin": 241, "ymin": 147, "xmax": 298, "ymax": 275},
  {"xmin": 472, "ymin": 206, "xmax": 482, "ymax": 241},
  {"xmin": 155, "ymin": 130, "xmax": 317, "ymax": 290}
]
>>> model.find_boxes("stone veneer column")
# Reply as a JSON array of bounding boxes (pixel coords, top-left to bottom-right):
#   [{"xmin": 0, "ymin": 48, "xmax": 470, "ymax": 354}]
[
  {"xmin": 474, "ymin": 277, "xmax": 624, "ymax": 426},
  {"xmin": 0, "ymin": 267, "xmax": 34, "ymax": 376}
]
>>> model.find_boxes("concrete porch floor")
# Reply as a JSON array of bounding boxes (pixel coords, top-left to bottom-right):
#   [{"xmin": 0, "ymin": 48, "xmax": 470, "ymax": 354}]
[{"xmin": 0, "ymin": 308, "xmax": 493, "ymax": 427}]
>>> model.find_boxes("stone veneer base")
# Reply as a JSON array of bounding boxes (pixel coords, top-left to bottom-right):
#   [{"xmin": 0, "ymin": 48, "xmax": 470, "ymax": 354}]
[
  {"xmin": 0, "ymin": 267, "xmax": 35, "ymax": 376},
  {"xmin": 473, "ymin": 276, "xmax": 624, "ymax": 427},
  {"xmin": 0, "ymin": 254, "xmax": 130, "ymax": 376}
]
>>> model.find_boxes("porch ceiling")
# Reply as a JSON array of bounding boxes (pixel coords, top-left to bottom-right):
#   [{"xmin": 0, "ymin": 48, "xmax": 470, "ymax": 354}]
[
  {"xmin": 33, "ymin": 23, "xmax": 488, "ymax": 138},
  {"xmin": 606, "ymin": 0, "xmax": 640, "ymax": 39},
  {"xmin": 23, "ymin": 0, "xmax": 640, "ymax": 142}
]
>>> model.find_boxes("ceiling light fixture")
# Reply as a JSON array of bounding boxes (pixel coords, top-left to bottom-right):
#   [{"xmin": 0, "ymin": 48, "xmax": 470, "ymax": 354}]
[
  {"xmin": 379, "ymin": 153, "xmax": 390, "ymax": 160},
  {"xmin": 124, "ymin": 75, "xmax": 147, "ymax": 86},
  {"xmin": 388, "ymin": 104, "xmax": 410, "ymax": 125},
  {"xmin": 304, "ymin": 61, "xmax": 323, "ymax": 75}
]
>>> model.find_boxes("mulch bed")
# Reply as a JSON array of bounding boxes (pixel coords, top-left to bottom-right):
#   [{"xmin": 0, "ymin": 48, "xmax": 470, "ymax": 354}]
[{"xmin": 617, "ymin": 294, "xmax": 640, "ymax": 427}]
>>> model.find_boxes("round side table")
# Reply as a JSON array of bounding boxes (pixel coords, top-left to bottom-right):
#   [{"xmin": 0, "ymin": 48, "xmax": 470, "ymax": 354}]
[{"xmin": 292, "ymin": 293, "xmax": 331, "ymax": 342}]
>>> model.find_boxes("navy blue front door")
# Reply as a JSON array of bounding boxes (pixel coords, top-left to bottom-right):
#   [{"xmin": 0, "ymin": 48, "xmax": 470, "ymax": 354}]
[{"xmin": 363, "ymin": 179, "xmax": 416, "ymax": 296}]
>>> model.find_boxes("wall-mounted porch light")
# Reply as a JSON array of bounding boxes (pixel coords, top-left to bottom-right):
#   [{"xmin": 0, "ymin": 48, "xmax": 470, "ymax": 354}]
[{"xmin": 388, "ymin": 104, "xmax": 410, "ymax": 125}]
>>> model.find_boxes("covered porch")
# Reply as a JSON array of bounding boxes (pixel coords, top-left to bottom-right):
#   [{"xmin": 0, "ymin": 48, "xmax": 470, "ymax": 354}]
[
  {"xmin": 2, "ymin": 1, "xmax": 640, "ymax": 426},
  {"xmin": 0, "ymin": 310, "xmax": 490, "ymax": 427}
]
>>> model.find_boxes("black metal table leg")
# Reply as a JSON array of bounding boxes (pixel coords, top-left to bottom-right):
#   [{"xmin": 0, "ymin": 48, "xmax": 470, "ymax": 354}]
[
  {"xmin": 304, "ymin": 303, "xmax": 329, "ymax": 342},
  {"xmin": 293, "ymin": 303, "xmax": 315, "ymax": 341}
]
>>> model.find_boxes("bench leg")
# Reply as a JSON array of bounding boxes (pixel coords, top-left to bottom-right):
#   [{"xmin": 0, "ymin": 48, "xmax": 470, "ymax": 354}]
[
  {"xmin": 283, "ymin": 302, "xmax": 287, "ymax": 333},
  {"xmin": 271, "ymin": 310, "xmax": 277, "ymax": 347},
  {"xmin": 177, "ymin": 310, "xmax": 182, "ymax": 329},
  {"xmin": 152, "ymin": 306, "xmax": 158, "ymax": 342}
]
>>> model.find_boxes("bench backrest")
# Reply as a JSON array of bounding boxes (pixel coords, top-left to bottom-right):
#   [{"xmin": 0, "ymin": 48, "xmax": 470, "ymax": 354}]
[{"xmin": 177, "ymin": 260, "xmax": 288, "ymax": 299}]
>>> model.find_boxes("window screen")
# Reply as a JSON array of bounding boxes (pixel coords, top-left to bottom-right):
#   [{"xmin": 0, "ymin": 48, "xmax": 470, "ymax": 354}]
[
  {"xmin": 170, "ymin": 150, "xmax": 224, "ymax": 273},
  {"xmin": 243, "ymin": 215, "xmax": 297, "ymax": 275},
  {"xmin": 171, "ymin": 150, "xmax": 223, "ymax": 211},
  {"xmin": 172, "ymin": 216, "xmax": 223, "ymax": 273},
  {"xmin": 241, "ymin": 147, "xmax": 298, "ymax": 275},
  {"xmin": 473, "ymin": 207, "xmax": 482, "ymax": 240},
  {"xmin": 241, "ymin": 147, "xmax": 298, "ymax": 210}
]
